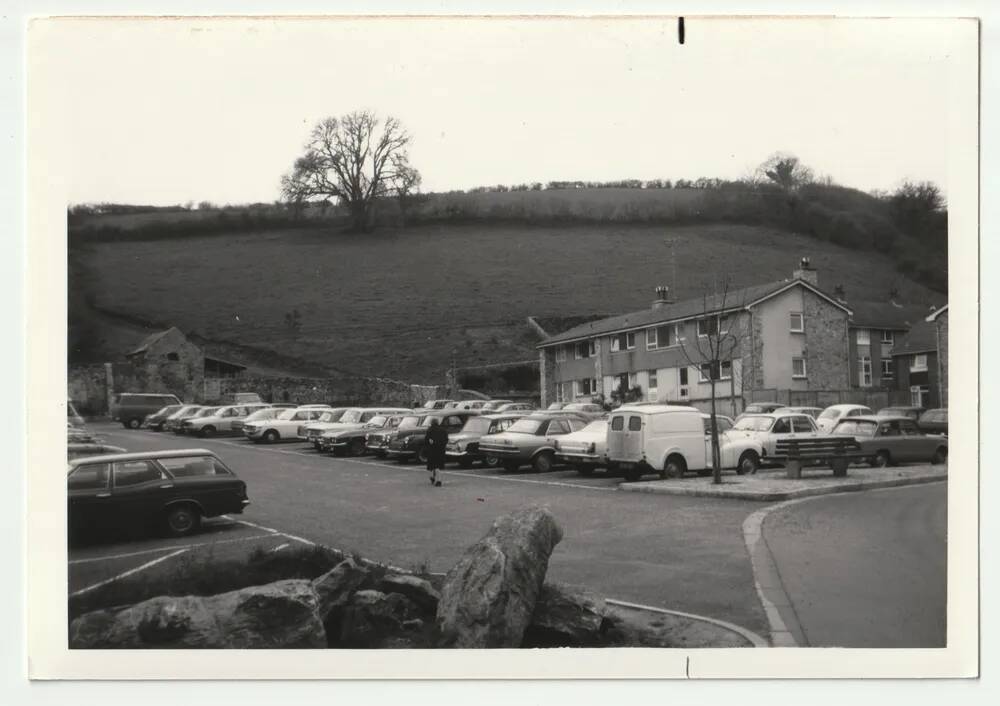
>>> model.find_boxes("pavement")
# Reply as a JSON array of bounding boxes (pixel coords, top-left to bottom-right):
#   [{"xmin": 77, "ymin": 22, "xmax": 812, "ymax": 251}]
[
  {"xmin": 72, "ymin": 423, "xmax": 771, "ymax": 637},
  {"xmin": 753, "ymin": 483, "xmax": 947, "ymax": 647},
  {"xmin": 621, "ymin": 464, "xmax": 947, "ymax": 501}
]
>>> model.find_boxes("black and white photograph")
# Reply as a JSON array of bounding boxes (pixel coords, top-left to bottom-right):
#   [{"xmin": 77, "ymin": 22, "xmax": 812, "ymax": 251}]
[{"xmin": 16, "ymin": 7, "xmax": 984, "ymax": 686}]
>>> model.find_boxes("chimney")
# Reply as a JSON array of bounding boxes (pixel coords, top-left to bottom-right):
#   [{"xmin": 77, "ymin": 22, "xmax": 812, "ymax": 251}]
[
  {"xmin": 833, "ymin": 284, "xmax": 846, "ymax": 303},
  {"xmin": 792, "ymin": 256, "xmax": 818, "ymax": 286},
  {"xmin": 652, "ymin": 285, "xmax": 673, "ymax": 309}
]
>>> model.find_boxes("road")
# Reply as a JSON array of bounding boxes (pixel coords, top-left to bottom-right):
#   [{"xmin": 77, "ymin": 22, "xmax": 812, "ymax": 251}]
[
  {"xmin": 77, "ymin": 424, "xmax": 770, "ymax": 635},
  {"xmin": 762, "ymin": 483, "xmax": 947, "ymax": 647}
]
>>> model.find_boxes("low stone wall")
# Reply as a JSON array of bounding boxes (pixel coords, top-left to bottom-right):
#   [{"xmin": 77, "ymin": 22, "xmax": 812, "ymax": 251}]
[{"xmin": 214, "ymin": 376, "xmax": 447, "ymax": 407}]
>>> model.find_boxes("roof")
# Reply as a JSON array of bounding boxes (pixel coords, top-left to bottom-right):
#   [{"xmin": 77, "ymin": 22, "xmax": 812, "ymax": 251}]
[
  {"xmin": 847, "ymin": 301, "xmax": 934, "ymax": 330},
  {"xmin": 891, "ymin": 319, "xmax": 938, "ymax": 356},
  {"xmin": 614, "ymin": 404, "xmax": 700, "ymax": 414},
  {"xmin": 126, "ymin": 327, "xmax": 185, "ymax": 356},
  {"xmin": 68, "ymin": 448, "xmax": 217, "ymax": 468},
  {"xmin": 539, "ymin": 279, "xmax": 851, "ymax": 347},
  {"xmin": 926, "ymin": 304, "xmax": 949, "ymax": 322}
]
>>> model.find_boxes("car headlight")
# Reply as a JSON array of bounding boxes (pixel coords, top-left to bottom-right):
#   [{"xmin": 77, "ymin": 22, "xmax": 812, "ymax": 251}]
[
  {"xmin": 587, "ymin": 442, "xmax": 596, "ymax": 454},
  {"xmin": 404, "ymin": 436, "xmax": 415, "ymax": 446},
  {"xmin": 456, "ymin": 442, "xmax": 466, "ymax": 452}
]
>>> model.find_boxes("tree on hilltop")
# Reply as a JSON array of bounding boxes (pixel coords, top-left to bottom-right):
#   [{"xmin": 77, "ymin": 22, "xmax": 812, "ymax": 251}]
[
  {"xmin": 757, "ymin": 152, "xmax": 814, "ymax": 191},
  {"xmin": 280, "ymin": 110, "xmax": 418, "ymax": 232}
]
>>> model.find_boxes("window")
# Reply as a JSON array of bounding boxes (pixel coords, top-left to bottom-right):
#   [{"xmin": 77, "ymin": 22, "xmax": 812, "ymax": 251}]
[
  {"xmin": 549, "ymin": 420, "xmax": 571, "ymax": 435},
  {"xmin": 646, "ymin": 328, "xmax": 657, "ymax": 350},
  {"xmin": 790, "ymin": 312, "xmax": 804, "ymax": 333},
  {"xmin": 588, "ymin": 340, "xmax": 597, "ymax": 357},
  {"xmin": 881, "ymin": 331, "xmax": 895, "ymax": 345},
  {"xmin": 575, "ymin": 379, "xmax": 594, "ymax": 397},
  {"xmin": 114, "ymin": 460, "xmax": 166, "ymax": 487},
  {"xmin": 679, "ymin": 368, "xmax": 689, "ymax": 386},
  {"xmin": 160, "ymin": 456, "xmax": 232, "ymax": 477},
  {"xmin": 699, "ymin": 360, "xmax": 732, "ymax": 382},
  {"xmin": 910, "ymin": 385, "xmax": 929, "ymax": 407},
  {"xmin": 610, "ymin": 332, "xmax": 636, "ymax": 352},
  {"xmin": 610, "ymin": 336, "xmax": 621, "ymax": 352},
  {"xmin": 628, "ymin": 372, "xmax": 638, "ymax": 388},
  {"xmin": 555, "ymin": 383, "xmax": 565, "ymax": 404},
  {"xmin": 697, "ymin": 317, "xmax": 718, "ymax": 337},
  {"xmin": 628, "ymin": 416, "xmax": 642, "ymax": 431},
  {"xmin": 792, "ymin": 357, "xmax": 807, "ymax": 379},
  {"xmin": 900, "ymin": 420, "xmax": 921, "ymax": 436},
  {"xmin": 555, "ymin": 346, "xmax": 566, "ymax": 363},
  {"xmin": 792, "ymin": 416, "xmax": 816, "ymax": 433},
  {"xmin": 647, "ymin": 370, "xmax": 658, "ymax": 400},
  {"xmin": 858, "ymin": 356, "xmax": 872, "ymax": 387},
  {"xmin": 166, "ymin": 352, "xmax": 180, "ymax": 361},
  {"xmin": 856, "ymin": 328, "xmax": 871, "ymax": 345},
  {"xmin": 626, "ymin": 332, "xmax": 636, "ymax": 350},
  {"xmin": 772, "ymin": 418, "xmax": 792, "ymax": 434},
  {"xmin": 911, "ymin": 354, "xmax": 928, "ymax": 372},
  {"xmin": 647, "ymin": 324, "xmax": 679, "ymax": 350},
  {"xmin": 881, "ymin": 358, "xmax": 894, "ymax": 379},
  {"xmin": 68, "ymin": 463, "xmax": 110, "ymax": 491},
  {"xmin": 610, "ymin": 416, "xmax": 624, "ymax": 431}
]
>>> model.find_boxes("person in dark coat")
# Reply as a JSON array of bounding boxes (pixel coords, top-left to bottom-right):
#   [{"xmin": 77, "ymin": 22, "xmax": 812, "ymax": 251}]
[{"xmin": 424, "ymin": 417, "xmax": 449, "ymax": 487}]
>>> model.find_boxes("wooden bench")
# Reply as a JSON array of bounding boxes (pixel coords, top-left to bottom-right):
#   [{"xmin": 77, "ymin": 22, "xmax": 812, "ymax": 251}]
[{"xmin": 774, "ymin": 437, "xmax": 868, "ymax": 479}]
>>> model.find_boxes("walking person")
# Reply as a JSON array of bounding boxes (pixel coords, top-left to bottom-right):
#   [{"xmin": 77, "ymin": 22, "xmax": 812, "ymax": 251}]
[{"xmin": 424, "ymin": 417, "xmax": 449, "ymax": 487}]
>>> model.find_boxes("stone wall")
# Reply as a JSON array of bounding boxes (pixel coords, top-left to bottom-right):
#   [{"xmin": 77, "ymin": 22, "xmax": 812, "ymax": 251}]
[
  {"xmin": 68, "ymin": 364, "xmax": 113, "ymax": 416},
  {"xmin": 127, "ymin": 328, "xmax": 205, "ymax": 402},
  {"xmin": 539, "ymin": 349, "xmax": 557, "ymax": 408},
  {"xmin": 802, "ymin": 290, "xmax": 850, "ymax": 390},
  {"xmin": 215, "ymin": 376, "xmax": 447, "ymax": 407}
]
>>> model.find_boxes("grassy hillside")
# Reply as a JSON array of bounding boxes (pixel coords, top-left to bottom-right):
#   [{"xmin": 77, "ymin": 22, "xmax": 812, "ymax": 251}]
[{"xmin": 70, "ymin": 222, "xmax": 943, "ymax": 383}]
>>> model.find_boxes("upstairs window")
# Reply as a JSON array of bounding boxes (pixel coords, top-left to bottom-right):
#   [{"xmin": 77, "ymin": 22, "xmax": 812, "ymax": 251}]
[
  {"xmin": 790, "ymin": 312, "xmax": 804, "ymax": 333},
  {"xmin": 881, "ymin": 358, "xmax": 894, "ymax": 379},
  {"xmin": 911, "ymin": 354, "xmax": 928, "ymax": 372},
  {"xmin": 792, "ymin": 357, "xmax": 807, "ymax": 379},
  {"xmin": 699, "ymin": 360, "xmax": 733, "ymax": 382},
  {"xmin": 555, "ymin": 346, "xmax": 567, "ymax": 363},
  {"xmin": 881, "ymin": 331, "xmax": 895, "ymax": 345},
  {"xmin": 856, "ymin": 328, "xmax": 871, "ymax": 345}
]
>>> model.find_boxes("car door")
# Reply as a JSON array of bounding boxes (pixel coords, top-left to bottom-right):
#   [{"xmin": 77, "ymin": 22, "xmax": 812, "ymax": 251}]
[
  {"xmin": 875, "ymin": 421, "xmax": 905, "ymax": 459},
  {"xmin": 68, "ymin": 462, "xmax": 113, "ymax": 532},
  {"xmin": 111, "ymin": 460, "xmax": 174, "ymax": 527},
  {"xmin": 897, "ymin": 419, "xmax": 929, "ymax": 462},
  {"xmin": 768, "ymin": 415, "xmax": 795, "ymax": 455}
]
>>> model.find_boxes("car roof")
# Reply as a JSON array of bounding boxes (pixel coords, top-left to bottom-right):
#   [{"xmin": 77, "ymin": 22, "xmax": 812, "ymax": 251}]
[
  {"xmin": 480, "ymin": 413, "xmax": 527, "ymax": 420},
  {"xmin": 68, "ymin": 448, "xmax": 218, "ymax": 468},
  {"xmin": 614, "ymin": 404, "xmax": 700, "ymax": 414},
  {"xmin": 824, "ymin": 404, "xmax": 872, "ymax": 411},
  {"xmin": 843, "ymin": 415, "xmax": 913, "ymax": 424}
]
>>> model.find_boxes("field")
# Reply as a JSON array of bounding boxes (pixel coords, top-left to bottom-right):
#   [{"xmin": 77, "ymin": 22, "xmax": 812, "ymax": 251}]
[{"xmin": 71, "ymin": 222, "xmax": 942, "ymax": 383}]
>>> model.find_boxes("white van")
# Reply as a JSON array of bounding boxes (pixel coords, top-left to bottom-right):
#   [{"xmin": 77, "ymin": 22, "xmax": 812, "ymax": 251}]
[{"xmin": 607, "ymin": 405, "xmax": 764, "ymax": 482}]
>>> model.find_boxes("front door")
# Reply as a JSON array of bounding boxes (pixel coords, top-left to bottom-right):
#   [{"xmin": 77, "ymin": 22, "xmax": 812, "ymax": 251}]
[
  {"xmin": 68, "ymin": 462, "xmax": 113, "ymax": 533},
  {"xmin": 112, "ymin": 460, "xmax": 174, "ymax": 528}
]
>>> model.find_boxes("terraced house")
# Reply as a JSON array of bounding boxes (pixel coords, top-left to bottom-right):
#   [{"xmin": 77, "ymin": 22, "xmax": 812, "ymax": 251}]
[{"xmin": 537, "ymin": 260, "xmax": 853, "ymax": 413}]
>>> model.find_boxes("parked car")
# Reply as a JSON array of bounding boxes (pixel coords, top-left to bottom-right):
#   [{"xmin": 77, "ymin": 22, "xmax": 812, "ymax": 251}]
[
  {"xmin": 419, "ymin": 400, "xmax": 454, "ymax": 410},
  {"xmin": 726, "ymin": 410, "xmax": 820, "ymax": 459},
  {"xmin": 495, "ymin": 402, "xmax": 536, "ymax": 413},
  {"xmin": 318, "ymin": 413, "xmax": 409, "ymax": 456},
  {"xmin": 68, "ymin": 449, "xmax": 250, "ymax": 537},
  {"xmin": 481, "ymin": 400, "xmax": 514, "ymax": 412},
  {"xmin": 243, "ymin": 407, "xmax": 329, "ymax": 443},
  {"xmin": 553, "ymin": 419, "xmax": 609, "ymax": 475},
  {"xmin": 141, "ymin": 404, "xmax": 185, "ymax": 431},
  {"xmin": 450, "ymin": 400, "xmax": 487, "ymax": 411},
  {"xmin": 561, "ymin": 402, "xmax": 606, "ymax": 421},
  {"xmin": 545, "ymin": 403, "xmax": 567, "ymax": 411},
  {"xmin": 297, "ymin": 408, "xmax": 352, "ymax": 446},
  {"xmin": 269, "ymin": 403, "xmax": 299, "ymax": 409},
  {"xmin": 740, "ymin": 402, "xmax": 787, "ymax": 416},
  {"xmin": 917, "ymin": 408, "xmax": 948, "ymax": 436},
  {"xmin": 608, "ymin": 405, "xmax": 766, "ymax": 482},
  {"xmin": 111, "ymin": 393, "xmax": 183, "ymax": 429},
  {"xmin": 67, "ymin": 442, "xmax": 127, "ymax": 461},
  {"xmin": 386, "ymin": 411, "xmax": 479, "ymax": 463},
  {"xmin": 782, "ymin": 406, "xmax": 823, "ymax": 419},
  {"xmin": 231, "ymin": 406, "xmax": 283, "ymax": 433},
  {"xmin": 365, "ymin": 412, "xmax": 428, "ymax": 457},
  {"xmin": 877, "ymin": 406, "xmax": 926, "ymax": 421},
  {"xmin": 815, "ymin": 404, "xmax": 874, "ymax": 433},
  {"xmin": 173, "ymin": 406, "xmax": 221, "ymax": 435},
  {"xmin": 221, "ymin": 392, "xmax": 263, "ymax": 405},
  {"xmin": 832, "ymin": 415, "xmax": 948, "ymax": 467},
  {"xmin": 163, "ymin": 405, "xmax": 205, "ymax": 433},
  {"xmin": 445, "ymin": 413, "xmax": 525, "ymax": 467},
  {"xmin": 182, "ymin": 403, "xmax": 271, "ymax": 437},
  {"xmin": 477, "ymin": 413, "xmax": 588, "ymax": 473}
]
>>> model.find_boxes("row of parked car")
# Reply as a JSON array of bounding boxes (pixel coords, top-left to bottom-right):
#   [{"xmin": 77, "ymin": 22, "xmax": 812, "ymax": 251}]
[{"xmin": 740, "ymin": 402, "xmax": 949, "ymax": 436}]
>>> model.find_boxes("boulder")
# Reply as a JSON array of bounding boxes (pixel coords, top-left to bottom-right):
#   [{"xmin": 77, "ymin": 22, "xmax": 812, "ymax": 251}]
[
  {"xmin": 69, "ymin": 580, "xmax": 326, "ymax": 649},
  {"xmin": 436, "ymin": 505, "xmax": 564, "ymax": 648},
  {"xmin": 524, "ymin": 582, "xmax": 613, "ymax": 647},
  {"xmin": 378, "ymin": 573, "xmax": 441, "ymax": 612},
  {"xmin": 312, "ymin": 557, "xmax": 369, "ymax": 620},
  {"xmin": 337, "ymin": 590, "xmax": 421, "ymax": 648}
]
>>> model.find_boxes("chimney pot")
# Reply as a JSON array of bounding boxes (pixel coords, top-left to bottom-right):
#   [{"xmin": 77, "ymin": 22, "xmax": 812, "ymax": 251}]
[
  {"xmin": 793, "ymin": 257, "xmax": 818, "ymax": 286},
  {"xmin": 652, "ymin": 285, "xmax": 672, "ymax": 309}
]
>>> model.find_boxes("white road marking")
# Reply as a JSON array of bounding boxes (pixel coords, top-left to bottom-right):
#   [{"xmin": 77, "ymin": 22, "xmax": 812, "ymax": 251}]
[
  {"xmin": 221, "ymin": 516, "xmax": 280, "ymax": 534},
  {"xmin": 70, "ymin": 548, "xmax": 190, "ymax": 597},
  {"xmin": 269, "ymin": 543, "xmax": 290, "ymax": 553},
  {"xmin": 69, "ymin": 533, "xmax": 275, "ymax": 565}
]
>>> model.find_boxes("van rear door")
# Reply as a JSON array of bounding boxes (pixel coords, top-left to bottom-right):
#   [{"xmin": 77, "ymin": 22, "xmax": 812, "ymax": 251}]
[
  {"xmin": 607, "ymin": 414, "xmax": 627, "ymax": 461},
  {"xmin": 624, "ymin": 414, "xmax": 644, "ymax": 460}
]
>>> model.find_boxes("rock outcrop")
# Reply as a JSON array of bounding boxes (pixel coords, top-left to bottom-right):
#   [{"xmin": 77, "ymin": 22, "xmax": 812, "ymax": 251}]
[
  {"xmin": 378, "ymin": 573, "xmax": 440, "ymax": 612},
  {"xmin": 312, "ymin": 557, "xmax": 369, "ymax": 620},
  {"xmin": 524, "ymin": 582, "xmax": 614, "ymax": 647},
  {"xmin": 436, "ymin": 505, "xmax": 564, "ymax": 648},
  {"xmin": 69, "ymin": 579, "xmax": 326, "ymax": 649}
]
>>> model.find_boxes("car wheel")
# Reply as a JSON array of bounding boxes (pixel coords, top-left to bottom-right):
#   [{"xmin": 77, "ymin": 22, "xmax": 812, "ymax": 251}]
[
  {"xmin": 127, "ymin": 418, "xmax": 141, "ymax": 429},
  {"xmin": 200, "ymin": 425, "xmax": 216, "ymax": 438},
  {"xmin": 736, "ymin": 451, "xmax": 759, "ymax": 476},
  {"xmin": 263, "ymin": 429, "xmax": 280, "ymax": 443},
  {"xmin": 873, "ymin": 450, "xmax": 891, "ymax": 468},
  {"xmin": 624, "ymin": 466, "xmax": 643, "ymax": 482},
  {"xmin": 575, "ymin": 464, "xmax": 594, "ymax": 477},
  {"xmin": 532, "ymin": 452, "xmax": 554, "ymax": 473},
  {"xmin": 483, "ymin": 454, "xmax": 501, "ymax": 468},
  {"xmin": 348, "ymin": 438, "xmax": 366, "ymax": 457},
  {"xmin": 164, "ymin": 504, "xmax": 201, "ymax": 537},
  {"xmin": 660, "ymin": 456, "xmax": 686, "ymax": 480},
  {"xmin": 932, "ymin": 447, "xmax": 948, "ymax": 465}
]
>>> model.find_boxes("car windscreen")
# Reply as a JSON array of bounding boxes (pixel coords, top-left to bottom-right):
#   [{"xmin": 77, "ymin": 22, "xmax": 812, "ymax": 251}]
[
  {"xmin": 339, "ymin": 409, "xmax": 365, "ymax": 424},
  {"xmin": 170, "ymin": 406, "xmax": 199, "ymax": 418},
  {"xmin": 196, "ymin": 407, "xmax": 220, "ymax": 417},
  {"xmin": 818, "ymin": 408, "xmax": 840, "ymax": 419},
  {"xmin": 245, "ymin": 409, "xmax": 277, "ymax": 421},
  {"xmin": 398, "ymin": 416, "xmax": 422, "ymax": 430},
  {"xmin": 367, "ymin": 415, "xmax": 388, "ymax": 427},
  {"xmin": 833, "ymin": 420, "xmax": 877, "ymax": 436},
  {"xmin": 277, "ymin": 409, "xmax": 298, "ymax": 420},
  {"xmin": 507, "ymin": 419, "xmax": 544, "ymax": 434},
  {"xmin": 733, "ymin": 416, "xmax": 774, "ymax": 432},
  {"xmin": 461, "ymin": 417, "xmax": 492, "ymax": 434}
]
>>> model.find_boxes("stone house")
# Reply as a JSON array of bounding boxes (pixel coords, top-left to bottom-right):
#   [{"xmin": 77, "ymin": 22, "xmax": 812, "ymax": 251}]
[
  {"xmin": 926, "ymin": 304, "xmax": 948, "ymax": 407},
  {"xmin": 124, "ymin": 327, "xmax": 246, "ymax": 402},
  {"xmin": 536, "ymin": 259, "xmax": 852, "ymax": 414},
  {"xmin": 845, "ymin": 301, "xmax": 934, "ymax": 391}
]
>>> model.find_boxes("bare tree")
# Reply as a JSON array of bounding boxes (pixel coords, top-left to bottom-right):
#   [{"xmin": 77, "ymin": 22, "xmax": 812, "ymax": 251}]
[
  {"xmin": 280, "ymin": 110, "xmax": 413, "ymax": 232},
  {"xmin": 757, "ymin": 152, "xmax": 814, "ymax": 191},
  {"xmin": 677, "ymin": 276, "xmax": 752, "ymax": 485},
  {"xmin": 392, "ymin": 155, "xmax": 422, "ymax": 227}
]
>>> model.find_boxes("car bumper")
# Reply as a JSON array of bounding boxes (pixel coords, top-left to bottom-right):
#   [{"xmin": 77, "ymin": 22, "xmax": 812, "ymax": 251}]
[
  {"xmin": 477, "ymin": 446, "xmax": 522, "ymax": 458},
  {"xmin": 556, "ymin": 452, "xmax": 603, "ymax": 464},
  {"xmin": 243, "ymin": 429, "xmax": 264, "ymax": 439},
  {"xmin": 385, "ymin": 448, "xmax": 416, "ymax": 458}
]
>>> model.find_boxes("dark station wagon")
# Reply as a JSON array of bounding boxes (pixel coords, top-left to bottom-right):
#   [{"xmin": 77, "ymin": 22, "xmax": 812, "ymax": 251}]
[{"xmin": 67, "ymin": 449, "xmax": 250, "ymax": 537}]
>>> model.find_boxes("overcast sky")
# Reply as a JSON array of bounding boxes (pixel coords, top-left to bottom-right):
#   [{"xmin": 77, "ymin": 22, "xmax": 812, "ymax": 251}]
[{"xmin": 34, "ymin": 16, "xmax": 970, "ymax": 206}]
